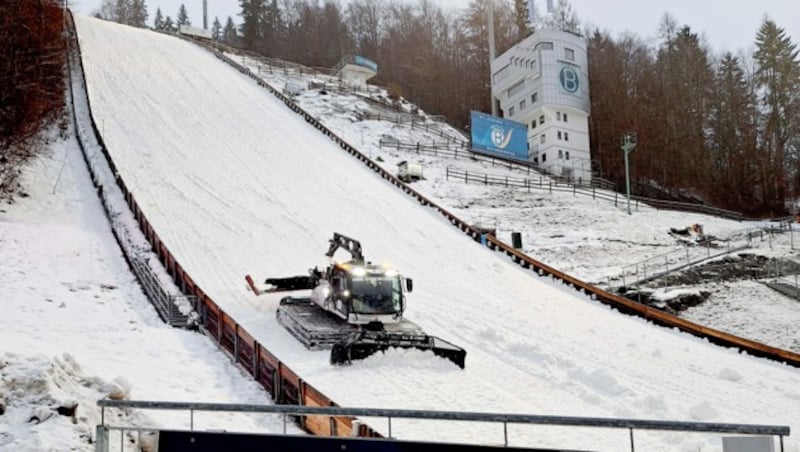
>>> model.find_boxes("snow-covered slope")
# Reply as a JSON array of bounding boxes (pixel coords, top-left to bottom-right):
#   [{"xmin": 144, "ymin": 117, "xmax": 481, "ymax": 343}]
[
  {"xmin": 73, "ymin": 17, "xmax": 800, "ymax": 451},
  {"xmin": 248, "ymin": 52, "xmax": 800, "ymax": 354},
  {"xmin": 0, "ymin": 121, "xmax": 296, "ymax": 451}
]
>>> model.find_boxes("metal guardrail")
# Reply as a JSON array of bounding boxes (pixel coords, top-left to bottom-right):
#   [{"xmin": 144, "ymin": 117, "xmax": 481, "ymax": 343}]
[
  {"xmin": 129, "ymin": 253, "xmax": 195, "ymax": 326},
  {"xmin": 615, "ymin": 244, "xmax": 752, "ymax": 290},
  {"xmin": 95, "ymin": 400, "xmax": 790, "ymax": 452},
  {"xmin": 611, "ymin": 225, "xmax": 798, "ymax": 290},
  {"xmin": 111, "ymin": 224, "xmax": 195, "ymax": 326},
  {"xmin": 66, "ymin": 12, "xmax": 195, "ymax": 329}
]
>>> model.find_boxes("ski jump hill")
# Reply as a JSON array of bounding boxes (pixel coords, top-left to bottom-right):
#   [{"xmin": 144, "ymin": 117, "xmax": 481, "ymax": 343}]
[{"xmin": 69, "ymin": 14, "xmax": 800, "ymax": 451}]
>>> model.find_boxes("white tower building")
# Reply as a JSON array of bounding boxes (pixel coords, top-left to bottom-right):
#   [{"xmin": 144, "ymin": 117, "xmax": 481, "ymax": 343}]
[{"xmin": 490, "ymin": 29, "xmax": 592, "ymax": 183}]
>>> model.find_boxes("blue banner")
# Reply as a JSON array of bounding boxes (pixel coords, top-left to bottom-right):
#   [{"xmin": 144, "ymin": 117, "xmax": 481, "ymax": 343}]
[
  {"xmin": 354, "ymin": 55, "xmax": 378, "ymax": 73},
  {"xmin": 470, "ymin": 111, "xmax": 529, "ymax": 161}
]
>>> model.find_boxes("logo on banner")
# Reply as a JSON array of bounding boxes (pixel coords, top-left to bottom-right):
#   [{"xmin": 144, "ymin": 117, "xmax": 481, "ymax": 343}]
[
  {"xmin": 490, "ymin": 126, "xmax": 513, "ymax": 149},
  {"xmin": 559, "ymin": 66, "xmax": 579, "ymax": 93}
]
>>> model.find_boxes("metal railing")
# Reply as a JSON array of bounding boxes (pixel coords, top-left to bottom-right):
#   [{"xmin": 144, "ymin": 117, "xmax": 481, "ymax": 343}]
[
  {"xmin": 308, "ymin": 80, "xmax": 384, "ymax": 96},
  {"xmin": 611, "ymin": 225, "xmax": 797, "ymax": 290},
  {"xmin": 445, "ymin": 167, "xmax": 746, "ymax": 218},
  {"xmin": 613, "ymin": 242, "xmax": 751, "ymax": 290},
  {"xmin": 110, "ymin": 225, "xmax": 196, "ymax": 326},
  {"xmin": 446, "ymin": 166, "xmax": 645, "ymax": 199},
  {"xmin": 381, "ymin": 138, "xmax": 546, "ymax": 175},
  {"xmin": 67, "ymin": 12, "xmax": 195, "ymax": 329},
  {"xmin": 380, "ymin": 136, "xmax": 468, "ymax": 152},
  {"xmin": 95, "ymin": 400, "xmax": 790, "ymax": 452}
]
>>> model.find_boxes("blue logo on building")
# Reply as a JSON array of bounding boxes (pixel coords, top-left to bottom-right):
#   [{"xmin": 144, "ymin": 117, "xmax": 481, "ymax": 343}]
[
  {"xmin": 559, "ymin": 66, "xmax": 579, "ymax": 93},
  {"xmin": 490, "ymin": 126, "xmax": 513, "ymax": 148},
  {"xmin": 470, "ymin": 111, "xmax": 528, "ymax": 162}
]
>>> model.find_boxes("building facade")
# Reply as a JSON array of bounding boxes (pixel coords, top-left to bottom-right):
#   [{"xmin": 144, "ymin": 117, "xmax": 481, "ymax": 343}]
[{"xmin": 490, "ymin": 29, "xmax": 592, "ymax": 182}]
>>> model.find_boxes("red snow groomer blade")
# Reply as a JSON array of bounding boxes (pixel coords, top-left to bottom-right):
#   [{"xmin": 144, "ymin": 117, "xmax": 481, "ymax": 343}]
[{"xmin": 330, "ymin": 328, "xmax": 466, "ymax": 369}]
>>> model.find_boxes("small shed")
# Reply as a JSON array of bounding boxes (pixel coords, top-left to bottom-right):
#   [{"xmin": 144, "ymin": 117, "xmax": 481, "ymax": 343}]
[{"xmin": 332, "ymin": 55, "xmax": 378, "ymax": 90}]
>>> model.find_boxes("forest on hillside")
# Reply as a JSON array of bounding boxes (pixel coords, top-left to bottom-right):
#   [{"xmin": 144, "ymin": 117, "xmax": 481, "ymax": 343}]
[
  {"xmin": 0, "ymin": 1, "xmax": 67, "ymax": 200},
  {"xmin": 87, "ymin": 0, "xmax": 800, "ymax": 216}
]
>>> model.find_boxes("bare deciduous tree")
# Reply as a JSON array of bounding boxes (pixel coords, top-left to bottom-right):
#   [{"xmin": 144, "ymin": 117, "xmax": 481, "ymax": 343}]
[{"xmin": 0, "ymin": 0, "xmax": 67, "ymax": 199}]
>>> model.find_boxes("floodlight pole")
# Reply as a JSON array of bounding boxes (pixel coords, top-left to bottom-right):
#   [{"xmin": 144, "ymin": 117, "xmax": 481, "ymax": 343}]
[{"xmin": 621, "ymin": 133, "xmax": 637, "ymax": 215}]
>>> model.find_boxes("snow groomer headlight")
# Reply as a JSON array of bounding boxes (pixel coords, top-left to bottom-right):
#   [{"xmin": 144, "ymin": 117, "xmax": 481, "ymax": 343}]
[{"xmin": 351, "ymin": 267, "xmax": 367, "ymax": 277}]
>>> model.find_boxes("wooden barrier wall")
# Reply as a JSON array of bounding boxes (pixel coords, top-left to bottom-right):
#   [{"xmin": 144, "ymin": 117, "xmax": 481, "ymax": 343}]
[{"xmin": 67, "ymin": 10, "xmax": 369, "ymax": 438}]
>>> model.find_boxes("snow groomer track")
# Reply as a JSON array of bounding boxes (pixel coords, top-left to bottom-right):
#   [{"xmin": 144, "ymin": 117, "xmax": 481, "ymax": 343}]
[{"xmin": 71, "ymin": 13, "xmax": 800, "ymax": 450}]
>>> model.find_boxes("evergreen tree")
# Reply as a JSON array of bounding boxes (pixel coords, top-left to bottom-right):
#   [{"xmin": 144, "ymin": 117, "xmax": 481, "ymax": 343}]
[
  {"xmin": 177, "ymin": 4, "xmax": 190, "ymax": 26},
  {"xmin": 754, "ymin": 18, "xmax": 800, "ymax": 209},
  {"xmin": 212, "ymin": 16, "xmax": 222, "ymax": 41},
  {"xmin": 238, "ymin": 0, "xmax": 266, "ymax": 51},
  {"xmin": 129, "ymin": 0, "xmax": 148, "ymax": 28},
  {"xmin": 153, "ymin": 7, "xmax": 164, "ymax": 30},
  {"xmin": 260, "ymin": 0, "xmax": 284, "ymax": 57},
  {"xmin": 513, "ymin": 0, "xmax": 532, "ymax": 41},
  {"xmin": 708, "ymin": 53, "xmax": 759, "ymax": 210},
  {"xmin": 163, "ymin": 15, "xmax": 175, "ymax": 32},
  {"xmin": 655, "ymin": 18, "xmax": 714, "ymax": 189},
  {"xmin": 114, "ymin": 0, "xmax": 129, "ymax": 24},
  {"xmin": 223, "ymin": 16, "xmax": 238, "ymax": 45}
]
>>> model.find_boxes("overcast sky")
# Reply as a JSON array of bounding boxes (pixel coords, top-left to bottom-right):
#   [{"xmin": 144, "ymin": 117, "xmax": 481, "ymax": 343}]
[{"xmin": 74, "ymin": 0, "xmax": 800, "ymax": 56}]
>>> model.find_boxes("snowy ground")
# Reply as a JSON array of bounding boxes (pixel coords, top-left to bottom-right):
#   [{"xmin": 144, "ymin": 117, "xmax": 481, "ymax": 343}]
[
  {"xmin": 4, "ymin": 16, "xmax": 800, "ymax": 451},
  {"xmin": 243, "ymin": 52, "xmax": 800, "ymax": 354},
  {"xmin": 0, "ymin": 105, "xmax": 298, "ymax": 450}
]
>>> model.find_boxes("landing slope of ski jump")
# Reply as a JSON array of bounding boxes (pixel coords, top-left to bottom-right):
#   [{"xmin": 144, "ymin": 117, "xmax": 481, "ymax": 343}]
[{"xmin": 75, "ymin": 16, "xmax": 800, "ymax": 451}]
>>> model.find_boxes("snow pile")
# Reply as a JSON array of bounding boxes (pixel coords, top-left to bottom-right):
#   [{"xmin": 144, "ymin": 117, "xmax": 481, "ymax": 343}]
[{"xmin": 0, "ymin": 353, "xmax": 112, "ymax": 451}]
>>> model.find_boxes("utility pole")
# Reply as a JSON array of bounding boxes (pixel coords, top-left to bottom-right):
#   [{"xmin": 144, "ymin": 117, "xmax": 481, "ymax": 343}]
[
  {"xmin": 621, "ymin": 132, "xmax": 637, "ymax": 215},
  {"xmin": 488, "ymin": 0, "xmax": 497, "ymax": 116}
]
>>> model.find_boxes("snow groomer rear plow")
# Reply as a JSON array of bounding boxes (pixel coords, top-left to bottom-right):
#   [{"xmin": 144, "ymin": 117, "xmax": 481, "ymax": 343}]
[{"xmin": 245, "ymin": 232, "xmax": 466, "ymax": 368}]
